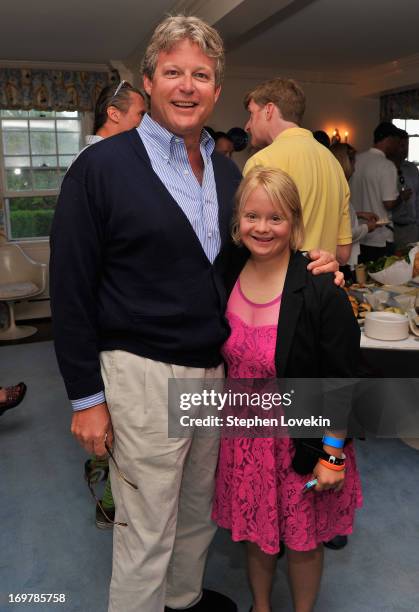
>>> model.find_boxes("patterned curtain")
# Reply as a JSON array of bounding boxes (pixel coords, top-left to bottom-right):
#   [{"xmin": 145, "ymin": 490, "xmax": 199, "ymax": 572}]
[
  {"xmin": 0, "ymin": 68, "xmax": 118, "ymax": 112},
  {"xmin": 380, "ymin": 88, "xmax": 419, "ymax": 121}
]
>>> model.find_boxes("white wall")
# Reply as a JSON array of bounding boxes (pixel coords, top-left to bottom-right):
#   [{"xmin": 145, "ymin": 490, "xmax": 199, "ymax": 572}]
[{"xmin": 210, "ymin": 73, "xmax": 380, "ymax": 169}]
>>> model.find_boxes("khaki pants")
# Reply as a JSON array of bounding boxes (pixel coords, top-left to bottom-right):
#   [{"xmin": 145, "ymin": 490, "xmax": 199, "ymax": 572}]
[{"xmin": 101, "ymin": 351, "xmax": 222, "ymax": 612}]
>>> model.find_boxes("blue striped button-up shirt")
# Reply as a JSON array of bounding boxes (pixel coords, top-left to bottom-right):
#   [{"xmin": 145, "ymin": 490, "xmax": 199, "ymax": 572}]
[
  {"xmin": 138, "ymin": 113, "xmax": 221, "ymax": 262},
  {"xmin": 72, "ymin": 113, "xmax": 221, "ymax": 411}
]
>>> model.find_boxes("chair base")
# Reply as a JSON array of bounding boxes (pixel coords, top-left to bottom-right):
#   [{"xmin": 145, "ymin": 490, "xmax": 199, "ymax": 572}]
[
  {"xmin": 0, "ymin": 324, "xmax": 38, "ymax": 341},
  {"xmin": 400, "ymin": 438, "xmax": 419, "ymax": 451}
]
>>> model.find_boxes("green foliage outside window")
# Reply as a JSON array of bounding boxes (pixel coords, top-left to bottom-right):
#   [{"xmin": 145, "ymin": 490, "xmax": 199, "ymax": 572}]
[{"xmin": 8, "ymin": 196, "xmax": 57, "ymax": 239}]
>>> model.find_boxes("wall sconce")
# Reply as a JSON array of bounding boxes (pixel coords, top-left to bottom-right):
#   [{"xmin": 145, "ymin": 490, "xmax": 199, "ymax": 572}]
[
  {"xmin": 330, "ymin": 128, "xmax": 349, "ymax": 144},
  {"xmin": 331, "ymin": 128, "xmax": 341, "ymax": 144}
]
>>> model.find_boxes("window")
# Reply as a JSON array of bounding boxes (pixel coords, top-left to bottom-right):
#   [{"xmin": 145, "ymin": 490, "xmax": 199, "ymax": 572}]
[
  {"xmin": 0, "ymin": 109, "xmax": 82, "ymax": 240},
  {"xmin": 392, "ymin": 119, "xmax": 419, "ymax": 167}
]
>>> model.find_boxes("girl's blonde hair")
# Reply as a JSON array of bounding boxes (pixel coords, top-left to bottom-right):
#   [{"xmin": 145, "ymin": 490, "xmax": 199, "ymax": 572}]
[{"xmin": 232, "ymin": 166, "xmax": 305, "ymax": 251}]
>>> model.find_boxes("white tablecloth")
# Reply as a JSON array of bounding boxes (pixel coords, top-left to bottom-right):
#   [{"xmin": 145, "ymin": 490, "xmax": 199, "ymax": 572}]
[{"xmin": 361, "ymin": 330, "xmax": 419, "ymax": 351}]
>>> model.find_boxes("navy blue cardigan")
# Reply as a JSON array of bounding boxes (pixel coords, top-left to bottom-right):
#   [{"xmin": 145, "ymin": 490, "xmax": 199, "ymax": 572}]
[{"xmin": 50, "ymin": 129, "xmax": 242, "ymax": 400}]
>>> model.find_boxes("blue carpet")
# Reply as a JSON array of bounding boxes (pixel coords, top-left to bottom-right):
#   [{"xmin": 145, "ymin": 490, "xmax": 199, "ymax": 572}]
[{"xmin": 1, "ymin": 341, "xmax": 418, "ymax": 611}]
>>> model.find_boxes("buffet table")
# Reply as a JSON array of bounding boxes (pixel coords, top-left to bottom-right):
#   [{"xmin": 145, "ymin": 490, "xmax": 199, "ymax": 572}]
[
  {"xmin": 360, "ymin": 330, "xmax": 419, "ymax": 376},
  {"xmin": 361, "ymin": 331, "xmax": 419, "ymax": 351}
]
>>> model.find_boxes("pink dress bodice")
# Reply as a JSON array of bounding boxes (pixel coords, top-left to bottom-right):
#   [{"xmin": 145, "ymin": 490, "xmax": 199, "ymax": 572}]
[{"xmin": 221, "ymin": 279, "xmax": 281, "ymax": 379}]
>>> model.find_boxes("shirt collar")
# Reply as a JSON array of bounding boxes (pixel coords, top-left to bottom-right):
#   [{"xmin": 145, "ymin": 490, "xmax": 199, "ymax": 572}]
[
  {"xmin": 138, "ymin": 113, "xmax": 214, "ymax": 161},
  {"xmin": 273, "ymin": 126, "xmax": 311, "ymax": 142},
  {"xmin": 85, "ymin": 134, "xmax": 103, "ymax": 145},
  {"xmin": 370, "ymin": 147, "xmax": 386, "ymax": 157}
]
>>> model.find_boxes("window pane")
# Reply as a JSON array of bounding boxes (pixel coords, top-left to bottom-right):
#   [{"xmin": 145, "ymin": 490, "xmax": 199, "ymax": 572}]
[
  {"xmin": 406, "ymin": 120, "xmax": 419, "ymax": 135},
  {"xmin": 4, "ymin": 156, "xmax": 31, "ymax": 168},
  {"xmin": 5, "ymin": 168, "xmax": 32, "ymax": 190},
  {"xmin": 30, "ymin": 131, "xmax": 56, "ymax": 155},
  {"xmin": 57, "ymin": 132, "xmax": 80, "ymax": 154},
  {"xmin": 7, "ymin": 195, "xmax": 57, "ymax": 239},
  {"xmin": 0, "ymin": 110, "xmax": 28, "ymax": 118},
  {"xmin": 56, "ymin": 111, "xmax": 78, "ymax": 117},
  {"xmin": 1, "ymin": 119, "xmax": 28, "ymax": 131},
  {"xmin": 56, "ymin": 119, "xmax": 80, "ymax": 132},
  {"xmin": 29, "ymin": 119, "xmax": 55, "ymax": 131},
  {"xmin": 392, "ymin": 119, "xmax": 405, "ymax": 129},
  {"xmin": 59, "ymin": 155, "xmax": 74, "ymax": 168},
  {"xmin": 28, "ymin": 110, "xmax": 55, "ymax": 118},
  {"xmin": 33, "ymin": 168, "xmax": 59, "ymax": 190},
  {"xmin": 32, "ymin": 155, "xmax": 58, "ymax": 168},
  {"xmin": 408, "ymin": 137, "xmax": 419, "ymax": 164},
  {"xmin": 2, "ymin": 131, "xmax": 30, "ymax": 155}
]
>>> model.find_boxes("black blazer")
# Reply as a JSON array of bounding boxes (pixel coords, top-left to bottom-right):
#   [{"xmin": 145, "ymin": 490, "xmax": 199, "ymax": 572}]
[{"xmin": 217, "ymin": 245, "xmax": 361, "ymax": 474}]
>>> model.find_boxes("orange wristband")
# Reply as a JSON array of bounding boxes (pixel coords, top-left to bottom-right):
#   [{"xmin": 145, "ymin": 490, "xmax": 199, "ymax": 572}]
[{"xmin": 319, "ymin": 458, "xmax": 345, "ymax": 471}]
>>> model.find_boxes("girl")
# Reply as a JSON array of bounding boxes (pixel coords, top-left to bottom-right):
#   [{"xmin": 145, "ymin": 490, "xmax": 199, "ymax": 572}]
[{"xmin": 213, "ymin": 167, "xmax": 362, "ymax": 612}]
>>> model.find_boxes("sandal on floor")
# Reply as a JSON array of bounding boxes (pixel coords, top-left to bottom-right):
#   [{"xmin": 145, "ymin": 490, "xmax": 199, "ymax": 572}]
[{"xmin": 0, "ymin": 382, "xmax": 27, "ymax": 415}]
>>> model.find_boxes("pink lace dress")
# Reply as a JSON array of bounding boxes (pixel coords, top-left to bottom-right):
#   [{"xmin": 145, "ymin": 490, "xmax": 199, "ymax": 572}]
[{"xmin": 212, "ymin": 279, "xmax": 362, "ymax": 554}]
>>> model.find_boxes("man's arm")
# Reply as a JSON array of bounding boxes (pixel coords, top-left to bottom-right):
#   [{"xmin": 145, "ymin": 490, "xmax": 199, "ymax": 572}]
[
  {"xmin": 356, "ymin": 211, "xmax": 378, "ymax": 222},
  {"xmin": 306, "ymin": 250, "xmax": 343, "ymax": 286},
  {"xmin": 381, "ymin": 162, "xmax": 399, "ymax": 211},
  {"xmin": 72, "ymin": 402, "xmax": 113, "ymax": 456},
  {"xmin": 383, "ymin": 198, "xmax": 400, "ymax": 211},
  {"xmin": 336, "ymin": 244, "xmax": 352, "ymax": 265},
  {"xmin": 50, "ymin": 169, "xmax": 111, "ymax": 453},
  {"xmin": 336, "ymin": 182, "xmax": 352, "ymax": 265}
]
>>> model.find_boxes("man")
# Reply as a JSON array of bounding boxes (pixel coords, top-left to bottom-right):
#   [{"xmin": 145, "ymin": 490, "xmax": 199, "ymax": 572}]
[
  {"xmin": 350, "ymin": 122, "xmax": 401, "ymax": 262},
  {"xmin": 388, "ymin": 129, "xmax": 419, "ymax": 249},
  {"xmin": 50, "ymin": 16, "xmax": 339, "ymax": 612},
  {"xmin": 93, "ymin": 80, "xmax": 146, "ymax": 137},
  {"xmin": 72, "ymin": 81, "xmax": 146, "ymax": 165},
  {"xmin": 214, "ymin": 131, "xmax": 235, "ymax": 158},
  {"xmin": 243, "ymin": 78, "xmax": 352, "ymax": 264}
]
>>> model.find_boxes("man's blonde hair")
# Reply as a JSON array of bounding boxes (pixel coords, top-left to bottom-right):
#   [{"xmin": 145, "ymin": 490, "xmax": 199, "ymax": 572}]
[
  {"xmin": 244, "ymin": 78, "xmax": 305, "ymax": 124},
  {"xmin": 232, "ymin": 166, "xmax": 305, "ymax": 252},
  {"xmin": 141, "ymin": 15, "xmax": 225, "ymax": 87}
]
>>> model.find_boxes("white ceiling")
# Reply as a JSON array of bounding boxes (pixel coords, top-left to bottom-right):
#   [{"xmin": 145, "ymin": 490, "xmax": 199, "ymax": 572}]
[
  {"xmin": 1, "ymin": 0, "xmax": 419, "ymax": 88},
  {"xmin": 0, "ymin": 0, "xmax": 171, "ymax": 63},
  {"xmin": 225, "ymin": 0, "xmax": 419, "ymax": 74}
]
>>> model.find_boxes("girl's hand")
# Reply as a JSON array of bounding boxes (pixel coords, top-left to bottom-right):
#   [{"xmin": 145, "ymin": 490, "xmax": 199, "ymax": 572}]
[{"xmin": 312, "ymin": 460, "xmax": 345, "ymax": 492}]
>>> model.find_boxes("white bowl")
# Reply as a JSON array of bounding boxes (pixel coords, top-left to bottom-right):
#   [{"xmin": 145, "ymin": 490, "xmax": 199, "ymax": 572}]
[{"xmin": 364, "ymin": 311, "xmax": 409, "ymax": 341}]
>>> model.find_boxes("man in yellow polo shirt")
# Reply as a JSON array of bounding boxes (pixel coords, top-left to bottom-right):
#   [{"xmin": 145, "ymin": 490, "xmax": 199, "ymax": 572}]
[{"xmin": 243, "ymin": 78, "xmax": 352, "ymax": 263}]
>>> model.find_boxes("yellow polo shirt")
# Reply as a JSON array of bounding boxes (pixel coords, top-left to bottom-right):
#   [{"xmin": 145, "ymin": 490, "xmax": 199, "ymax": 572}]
[{"xmin": 243, "ymin": 128, "xmax": 352, "ymax": 254}]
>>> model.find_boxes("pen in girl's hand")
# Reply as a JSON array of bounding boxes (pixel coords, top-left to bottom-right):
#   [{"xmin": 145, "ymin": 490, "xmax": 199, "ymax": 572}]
[{"xmin": 303, "ymin": 478, "xmax": 318, "ymax": 493}]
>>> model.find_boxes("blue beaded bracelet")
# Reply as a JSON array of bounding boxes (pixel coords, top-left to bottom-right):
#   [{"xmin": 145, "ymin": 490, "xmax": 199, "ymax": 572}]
[{"xmin": 322, "ymin": 435, "xmax": 345, "ymax": 449}]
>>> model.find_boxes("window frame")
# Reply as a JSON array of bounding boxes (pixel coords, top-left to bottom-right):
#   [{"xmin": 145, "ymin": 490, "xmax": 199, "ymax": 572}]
[
  {"xmin": 391, "ymin": 118, "xmax": 419, "ymax": 168},
  {"xmin": 0, "ymin": 109, "xmax": 84, "ymax": 242}
]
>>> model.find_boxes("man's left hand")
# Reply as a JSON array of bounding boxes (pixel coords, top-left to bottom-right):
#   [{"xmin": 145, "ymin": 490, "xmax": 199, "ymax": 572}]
[{"xmin": 306, "ymin": 249, "xmax": 344, "ymax": 287}]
